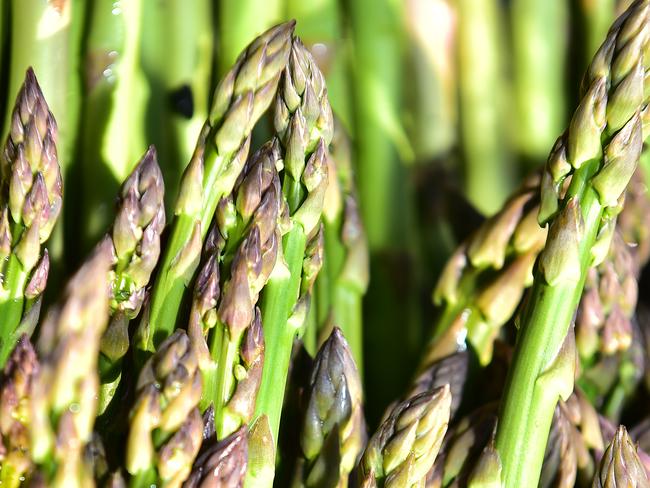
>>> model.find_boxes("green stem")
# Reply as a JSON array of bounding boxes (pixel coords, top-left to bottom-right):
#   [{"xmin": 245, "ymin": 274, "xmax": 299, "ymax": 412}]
[
  {"xmin": 457, "ymin": 0, "xmax": 512, "ymax": 214},
  {"xmin": 80, "ymin": 0, "xmax": 146, "ymax": 252},
  {"xmin": 254, "ymin": 226, "xmax": 308, "ymax": 452},
  {"xmin": 0, "ymin": 254, "xmax": 29, "ymax": 365},
  {"xmin": 140, "ymin": 0, "xmax": 213, "ymax": 210},
  {"xmin": 129, "ymin": 467, "xmax": 157, "ymax": 488},
  {"xmin": 494, "ymin": 160, "xmax": 602, "ymax": 487},
  {"xmin": 218, "ymin": 0, "xmax": 284, "ymax": 75},
  {"xmin": 210, "ymin": 323, "xmax": 240, "ymax": 438},
  {"xmin": 512, "ymin": 0, "xmax": 568, "ymax": 163}
]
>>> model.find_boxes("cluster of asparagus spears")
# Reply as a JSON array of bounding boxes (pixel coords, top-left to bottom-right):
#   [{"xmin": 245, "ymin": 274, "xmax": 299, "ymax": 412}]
[{"xmin": 0, "ymin": 1, "xmax": 650, "ymax": 487}]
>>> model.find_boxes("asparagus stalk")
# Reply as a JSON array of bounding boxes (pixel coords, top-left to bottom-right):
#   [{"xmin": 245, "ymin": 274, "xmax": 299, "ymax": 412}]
[
  {"xmin": 315, "ymin": 122, "xmax": 369, "ymax": 367},
  {"xmin": 254, "ymin": 37, "xmax": 333, "ymax": 449},
  {"xmin": 136, "ymin": 22, "xmax": 294, "ymax": 354},
  {"xmin": 456, "ymin": 0, "xmax": 512, "ymax": 213},
  {"xmin": 0, "ymin": 69, "xmax": 62, "ymax": 366},
  {"xmin": 98, "ymin": 146, "xmax": 166, "ymax": 414},
  {"xmin": 189, "ymin": 140, "xmax": 282, "ymax": 437},
  {"xmin": 184, "ymin": 426, "xmax": 248, "ymax": 487},
  {"xmin": 28, "ymin": 241, "xmax": 113, "ymax": 487},
  {"xmin": 0, "ymin": 335, "xmax": 39, "ymax": 488},
  {"xmin": 297, "ymin": 327, "xmax": 365, "ymax": 487},
  {"xmin": 494, "ymin": 2, "xmax": 650, "ymax": 485},
  {"xmin": 512, "ymin": 0, "xmax": 568, "ymax": 163},
  {"xmin": 218, "ymin": 0, "xmax": 284, "ymax": 76},
  {"xmin": 140, "ymin": 0, "xmax": 214, "ymax": 207},
  {"xmin": 80, "ymin": 0, "xmax": 148, "ymax": 251},
  {"xmin": 126, "ymin": 330, "xmax": 203, "ymax": 488},
  {"xmin": 360, "ymin": 385, "xmax": 451, "ymax": 487},
  {"xmin": 592, "ymin": 426, "xmax": 650, "ymax": 487}
]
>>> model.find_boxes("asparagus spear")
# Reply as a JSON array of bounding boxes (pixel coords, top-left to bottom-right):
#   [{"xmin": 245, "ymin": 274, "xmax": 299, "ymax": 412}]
[
  {"xmin": 0, "ymin": 335, "xmax": 39, "ymax": 488},
  {"xmin": 511, "ymin": 0, "xmax": 568, "ymax": 163},
  {"xmin": 360, "ymin": 385, "xmax": 451, "ymax": 487},
  {"xmin": 617, "ymin": 167, "xmax": 650, "ymax": 268},
  {"xmin": 27, "ymin": 240, "xmax": 112, "ymax": 487},
  {"xmin": 136, "ymin": 22, "xmax": 294, "ymax": 354},
  {"xmin": 189, "ymin": 140, "xmax": 282, "ymax": 437},
  {"xmin": 0, "ymin": 69, "xmax": 62, "ymax": 366},
  {"xmin": 592, "ymin": 426, "xmax": 650, "ymax": 487},
  {"xmin": 254, "ymin": 38, "xmax": 332, "ymax": 447},
  {"xmin": 126, "ymin": 330, "xmax": 203, "ymax": 488},
  {"xmin": 297, "ymin": 327, "xmax": 365, "ymax": 487},
  {"xmin": 184, "ymin": 426, "xmax": 248, "ymax": 488},
  {"xmin": 314, "ymin": 122, "xmax": 369, "ymax": 366},
  {"xmin": 98, "ymin": 146, "xmax": 166, "ymax": 413},
  {"xmin": 494, "ymin": 2, "xmax": 650, "ymax": 485}
]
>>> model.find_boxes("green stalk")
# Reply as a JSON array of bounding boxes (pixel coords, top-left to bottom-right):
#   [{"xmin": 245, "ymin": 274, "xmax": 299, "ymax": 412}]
[
  {"xmin": 219, "ymin": 0, "xmax": 285, "ymax": 75},
  {"xmin": 457, "ymin": 0, "xmax": 512, "ymax": 214},
  {"xmin": 140, "ymin": 0, "xmax": 213, "ymax": 209},
  {"xmin": 580, "ymin": 0, "xmax": 617, "ymax": 61},
  {"xmin": 512, "ymin": 0, "xmax": 568, "ymax": 164},
  {"xmin": 494, "ymin": 3, "xmax": 649, "ymax": 485},
  {"xmin": 80, "ymin": 0, "xmax": 147, "ymax": 253},
  {"xmin": 256, "ymin": 227, "xmax": 308, "ymax": 441}
]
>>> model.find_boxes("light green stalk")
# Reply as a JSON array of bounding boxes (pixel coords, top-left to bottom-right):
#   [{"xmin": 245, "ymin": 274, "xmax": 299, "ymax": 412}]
[
  {"xmin": 218, "ymin": 0, "xmax": 285, "ymax": 75},
  {"xmin": 512, "ymin": 0, "xmax": 568, "ymax": 163},
  {"xmin": 580, "ymin": 0, "xmax": 618, "ymax": 61},
  {"xmin": 136, "ymin": 22, "xmax": 294, "ymax": 354},
  {"xmin": 457, "ymin": 0, "xmax": 512, "ymax": 214},
  {"xmin": 494, "ymin": 2, "xmax": 650, "ymax": 486},
  {"xmin": 80, "ymin": 0, "xmax": 148, "ymax": 251},
  {"xmin": 140, "ymin": 0, "xmax": 213, "ymax": 208}
]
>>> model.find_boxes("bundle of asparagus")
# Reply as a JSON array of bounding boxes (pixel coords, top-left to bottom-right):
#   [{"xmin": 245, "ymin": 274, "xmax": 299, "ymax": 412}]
[{"xmin": 0, "ymin": 1, "xmax": 650, "ymax": 487}]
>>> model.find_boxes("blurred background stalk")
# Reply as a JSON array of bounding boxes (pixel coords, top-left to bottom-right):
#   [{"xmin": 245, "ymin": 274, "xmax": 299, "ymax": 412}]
[
  {"xmin": 511, "ymin": 0, "xmax": 568, "ymax": 167},
  {"xmin": 78, "ymin": 0, "xmax": 147, "ymax": 256},
  {"xmin": 456, "ymin": 0, "xmax": 512, "ymax": 215},
  {"xmin": 218, "ymin": 0, "xmax": 285, "ymax": 75},
  {"xmin": 347, "ymin": 0, "xmax": 424, "ymax": 425},
  {"xmin": 140, "ymin": 0, "xmax": 214, "ymax": 211}
]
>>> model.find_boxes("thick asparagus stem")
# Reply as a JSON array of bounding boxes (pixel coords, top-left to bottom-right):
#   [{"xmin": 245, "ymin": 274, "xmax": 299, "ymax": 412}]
[
  {"xmin": 80, "ymin": 0, "xmax": 147, "ymax": 251},
  {"xmin": 98, "ymin": 147, "xmax": 166, "ymax": 413},
  {"xmin": 217, "ymin": 0, "xmax": 284, "ymax": 76},
  {"xmin": 457, "ymin": 0, "xmax": 513, "ymax": 213},
  {"xmin": 136, "ymin": 22, "xmax": 294, "ymax": 354},
  {"xmin": 126, "ymin": 330, "xmax": 203, "ymax": 488},
  {"xmin": 298, "ymin": 328, "xmax": 365, "ymax": 487},
  {"xmin": 28, "ymin": 241, "xmax": 112, "ymax": 487},
  {"xmin": 512, "ymin": 0, "xmax": 568, "ymax": 163},
  {"xmin": 140, "ymin": 0, "xmax": 213, "ymax": 207},
  {"xmin": 254, "ymin": 38, "xmax": 332, "ymax": 450},
  {"xmin": 360, "ymin": 385, "xmax": 451, "ymax": 486},
  {"xmin": 494, "ymin": 3, "xmax": 650, "ymax": 485},
  {"xmin": 0, "ymin": 69, "xmax": 62, "ymax": 365}
]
